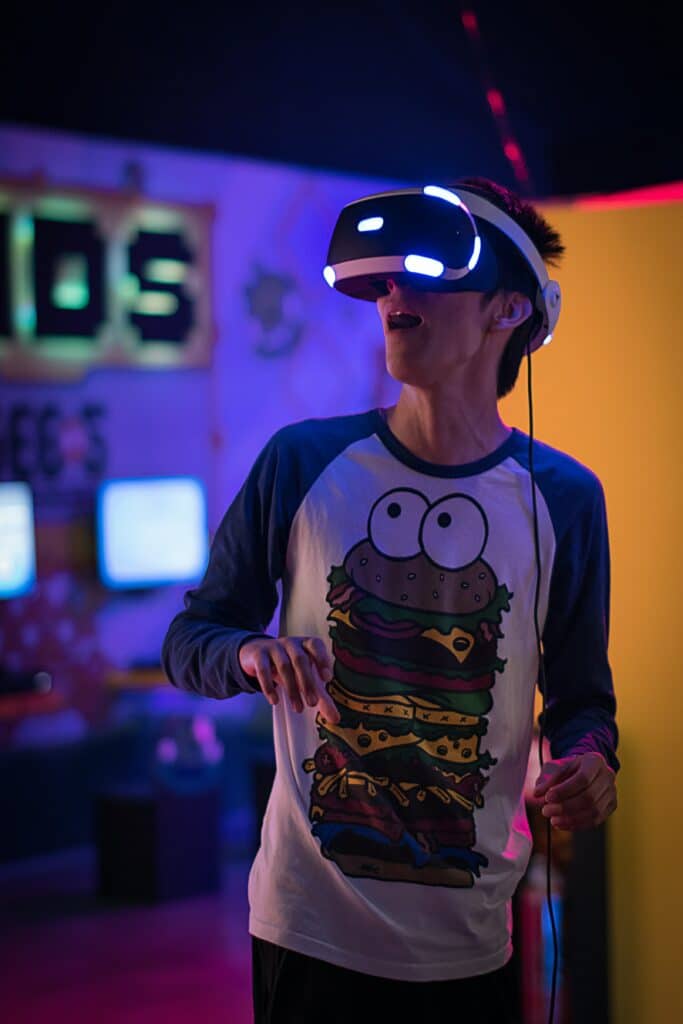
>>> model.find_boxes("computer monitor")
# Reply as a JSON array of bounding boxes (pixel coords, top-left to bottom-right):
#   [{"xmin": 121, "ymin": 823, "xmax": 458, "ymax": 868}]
[
  {"xmin": 97, "ymin": 476, "xmax": 209, "ymax": 590},
  {"xmin": 0, "ymin": 482, "xmax": 37, "ymax": 599}
]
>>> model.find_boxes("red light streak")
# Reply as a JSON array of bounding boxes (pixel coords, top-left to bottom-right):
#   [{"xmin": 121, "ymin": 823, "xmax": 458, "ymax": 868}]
[
  {"xmin": 486, "ymin": 89, "xmax": 505, "ymax": 115},
  {"xmin": 575, "ymin": 181, "xmax": 683, "ymax": 208},
  {"xmin": 461, "ymin": 10, "xmax": 479, "ymax": 34}
]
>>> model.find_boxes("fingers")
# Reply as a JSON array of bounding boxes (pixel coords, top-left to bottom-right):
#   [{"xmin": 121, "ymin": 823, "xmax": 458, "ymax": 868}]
[
  {"xmin": 308, "ymin": 662, "xmax": 341, "ymax": 724},
  {"xmin": 542, "ymin": 779, "xmax": 612, "ymax": 821},
  {"xmin": 290, "ymin": 639, "xmax": 339, "ymax": 722},
  {"xmin": 250, "ymin": 648, "xmax": 279, "ymax": 706},
  {"xmin": 249, "ymin": 637, "xmax": 339, "ymax": 722},
  {"xmin": 301, "ymin": 638, "xmax": 340, "ymax": 722},
  {"xmin": 302, "ymin": 636, "xmax": 334, "ymax": 682},
  {"xmin": 533, "ymin": 757, "xmax": 579, "ymax": 797},
  {"xmin": 532, "ymin": 753, "xmax": 618, "ymax": 830},
  {"xmin": 270, "ymin": 642, "xmax": 305, "ymax": 713},
  {"xmin": 541, "ymin": 768, "xmax": 612, "ymax": 816},
  {"xmin": 542, "ymin": 772, "xmax": 617, "ymax": 830},
  {"xmin": 545, "ymin": 789, "xmax": 616, "ymax": 831},
  {"xmin": 543, "ymin": 756, "xmax": 606, "ymax": 803}
]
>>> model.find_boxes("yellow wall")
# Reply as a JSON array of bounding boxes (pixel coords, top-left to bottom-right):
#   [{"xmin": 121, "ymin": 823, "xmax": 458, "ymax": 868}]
[{"xmin": 501, "ymin": 196, "xmax": 683, "ymax": 1024}]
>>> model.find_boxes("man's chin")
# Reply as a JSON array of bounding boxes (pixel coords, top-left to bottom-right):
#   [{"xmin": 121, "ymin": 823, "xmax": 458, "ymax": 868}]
[{"xmin": 385, "ymin": 352, "xmax": 436, "ymax": 388}]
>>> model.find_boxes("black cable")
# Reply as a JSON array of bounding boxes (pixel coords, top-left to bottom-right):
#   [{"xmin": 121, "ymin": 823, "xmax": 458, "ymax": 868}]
[{"xmin": 526, "ymin": 339, "xmax": 559, "ymax": 1024}]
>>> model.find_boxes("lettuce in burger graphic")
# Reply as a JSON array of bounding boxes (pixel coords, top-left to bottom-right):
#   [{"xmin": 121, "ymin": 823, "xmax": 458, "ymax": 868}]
[{"xmin": 303, "ymin": 488, "xmax": 513, "ymax": 887}]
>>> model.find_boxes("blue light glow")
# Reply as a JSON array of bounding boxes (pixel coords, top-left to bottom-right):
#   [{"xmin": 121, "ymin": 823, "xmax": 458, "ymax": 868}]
[
  {"xmin": 323, "ymin": 265, "xmax": 336, "ymax": 287},
  {"xmin": 468, "ymin": 236, "xmax": 481, "ymax": 271},
  {"xmin": 404, "ymin": 254, "xmax": 445, "ymax": 277},
  {"xmin": 0, "ymin": 482, "xmax": 36, "ymax": 599},
  {"xmin": 357, "ymin": 216, "xmax": 384, "ymax": 232},
  {"xmin": 97, "ymin": 477, "xmax": 208, "ymax": 589},
  {"xmin": 423, "ymin": 185, "xmax": 463, "ymax": 207}
]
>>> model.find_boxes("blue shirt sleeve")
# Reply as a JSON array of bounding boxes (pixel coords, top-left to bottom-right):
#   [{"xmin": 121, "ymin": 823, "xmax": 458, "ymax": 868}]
[
  {"xmin": 161, "ymin": 429, "xmax": 290, "ymax": 698},
  {"xmin": 161, "ymin": 411, "xmax": 380, "ymax": 700},
  {"xmin": 539, "ymin": 471, "xmax": 620, "ymax": 772}
]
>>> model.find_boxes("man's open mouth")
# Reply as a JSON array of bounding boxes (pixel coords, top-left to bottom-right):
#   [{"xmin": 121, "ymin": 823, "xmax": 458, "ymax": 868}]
[{"xmin": 387, "ymin": 311, "xmax": 424, "ymax": 330}]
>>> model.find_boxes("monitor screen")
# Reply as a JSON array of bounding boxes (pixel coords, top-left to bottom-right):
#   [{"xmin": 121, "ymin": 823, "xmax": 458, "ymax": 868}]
[
  {"xmin": 0, "ymin": 482, "xmax": 37, "ymax": 599},
  {"xmin": 97, "ymin": 476, "xmax": 209, "ymax": 589}
]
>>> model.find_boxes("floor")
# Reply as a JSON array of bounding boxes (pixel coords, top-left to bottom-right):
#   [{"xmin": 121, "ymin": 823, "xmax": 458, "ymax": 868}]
[
  {"xmin": 0, "ymin": 846, "xmax": 254, "ymax": 1024},
  {"xmin": 0, "ymin": 842, "xmax": 575, "ymax": 1024}
]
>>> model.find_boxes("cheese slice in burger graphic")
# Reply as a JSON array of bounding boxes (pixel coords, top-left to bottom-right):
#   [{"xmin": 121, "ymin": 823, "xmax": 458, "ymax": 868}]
[{"xmin": 303, "ymin": 488, "xmax": 513, "ymax": 887}]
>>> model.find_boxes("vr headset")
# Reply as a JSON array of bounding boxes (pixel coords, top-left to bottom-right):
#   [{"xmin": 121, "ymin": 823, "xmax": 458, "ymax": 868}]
[{"xmin": 323, "ymin": 184, "xmax": 561, "ymax": 354}]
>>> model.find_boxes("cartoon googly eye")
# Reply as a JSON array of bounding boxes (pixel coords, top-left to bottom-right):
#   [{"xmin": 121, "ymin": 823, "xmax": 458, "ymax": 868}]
[
  {"xmin": 419, "ymin": 494, "xmax": 488, "ymax": 570},
  {"xmin": 368, "ymin": 488, "xmax": 429, "ymax": 559}
]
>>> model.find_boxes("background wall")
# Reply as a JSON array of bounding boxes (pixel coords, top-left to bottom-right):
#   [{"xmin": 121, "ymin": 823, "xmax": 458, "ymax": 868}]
[
  {"xmin": 502, "ymin": 193, "xmax": 683, "ymax": 1024},
  {"xmin": 0, "ymin": 126, "xmax": 400, "ymax": 739},
  {"xmin": 1, "ymin": 125, "xmax": 681, "ymax": 1022}
]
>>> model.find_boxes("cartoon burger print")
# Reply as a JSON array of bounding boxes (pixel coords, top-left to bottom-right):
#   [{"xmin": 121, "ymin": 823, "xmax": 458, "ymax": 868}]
[{"xmin": 303, "ymin": 488, "xmax": 513, "ymax": 887}]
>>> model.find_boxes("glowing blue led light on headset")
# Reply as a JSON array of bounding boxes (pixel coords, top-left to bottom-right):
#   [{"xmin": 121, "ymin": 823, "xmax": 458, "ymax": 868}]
[
  {"xmin": 423, "ymin": 185, "xmax": 464, "ymax": 207},
  {"xmin": 422, "ymin": 184, "xmax": 481, "ymax": 274},
  {"xmin": 357, "ymin": 216, "xmax": 384, "ymax": 232},
  {"xmin": 404, "ymin": 254, "xmax": 445, "ymax": 277},
  {"xmin": 468, "ymin": 235, "xmax": 481, "ymax": 271}
]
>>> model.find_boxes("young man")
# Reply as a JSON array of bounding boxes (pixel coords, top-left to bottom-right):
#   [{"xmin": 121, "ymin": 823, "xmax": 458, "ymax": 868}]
[{"xmin": 162, "ymin": 178, "xmax": 619, "ymax": 1023}]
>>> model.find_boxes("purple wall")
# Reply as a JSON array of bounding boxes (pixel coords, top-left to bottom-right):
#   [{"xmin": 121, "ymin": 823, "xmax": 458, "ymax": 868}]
[{"xmin": 0, "ymin": 125, "xmax": 401, "ymax": 744}]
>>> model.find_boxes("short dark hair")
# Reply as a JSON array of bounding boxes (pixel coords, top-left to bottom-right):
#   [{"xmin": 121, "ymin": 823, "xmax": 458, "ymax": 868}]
[{"xmin": 456, "ymin": 177, "xmax": 565, "ymax": 398}]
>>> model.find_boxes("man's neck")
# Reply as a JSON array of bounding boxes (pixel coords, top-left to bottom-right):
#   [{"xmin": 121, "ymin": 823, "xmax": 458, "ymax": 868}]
[{"xmin": 384, "ymin": 387, "xmax": 512, "ymax": 466}]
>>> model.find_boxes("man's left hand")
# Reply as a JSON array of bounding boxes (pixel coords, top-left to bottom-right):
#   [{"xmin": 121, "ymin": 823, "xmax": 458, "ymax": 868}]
[{"xmin": 532, "ymin": 752, "xmax": 617, "ymax": 830}]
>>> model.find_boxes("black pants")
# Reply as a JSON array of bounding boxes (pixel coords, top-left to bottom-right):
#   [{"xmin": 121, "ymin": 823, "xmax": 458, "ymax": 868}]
[{"xmin": 252, "ymin": 936, "xmax": 521, "ymax": 1024}]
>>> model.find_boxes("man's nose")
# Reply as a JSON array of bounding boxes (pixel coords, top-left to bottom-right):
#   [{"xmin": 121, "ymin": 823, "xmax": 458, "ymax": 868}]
[
  {"xmin": 373, "ymin": 275, "xmax": 411, "ymax": 297},
  {"xmin": 385, "ymin": 275, "xmax": 417, "ymax": 295}
]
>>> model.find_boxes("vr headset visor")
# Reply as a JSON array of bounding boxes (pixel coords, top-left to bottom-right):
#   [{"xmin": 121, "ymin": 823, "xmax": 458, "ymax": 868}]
[{"xmin": 324, "ymin": 185, "xmax": 561, "ymax": 353}]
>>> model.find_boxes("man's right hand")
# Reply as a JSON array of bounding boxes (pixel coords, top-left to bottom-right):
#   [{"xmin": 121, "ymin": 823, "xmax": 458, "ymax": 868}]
[{"xmin": 238, "ymin": 636, "xmax": 340, "ymax": 723}]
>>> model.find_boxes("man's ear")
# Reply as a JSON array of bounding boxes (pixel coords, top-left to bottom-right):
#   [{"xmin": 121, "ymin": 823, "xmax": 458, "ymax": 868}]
[{"xmin": 490, "ymin": 292, "xmax": 533, "ymax": 331}]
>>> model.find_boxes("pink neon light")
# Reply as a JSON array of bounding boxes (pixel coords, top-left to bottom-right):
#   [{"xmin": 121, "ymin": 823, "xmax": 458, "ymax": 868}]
[
  {"xmin": 576, "ymin": 181, "xmax": 683, "ymax": 209},
  {"xmin": 461, "ymin": 11, "xmax": 478, "ymax": 33},
  {"xmin": 504, "ymin": 140, "xmax": 522, "ymax": 163},
  {"xmin": 486, "ymin": 89, "xmax": 505, "ymax": 115},
  {"xmin": 157, "ymin": 738, "xmax": 178, "ymax": 764}
]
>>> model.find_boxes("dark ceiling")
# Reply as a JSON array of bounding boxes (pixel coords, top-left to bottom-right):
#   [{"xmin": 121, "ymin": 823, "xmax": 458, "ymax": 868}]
[{"xmin": 1, "ymin": 1, "xmax": 679, "ymax": 198}]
